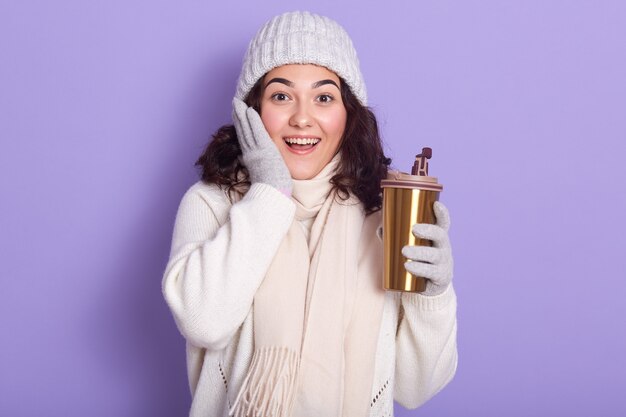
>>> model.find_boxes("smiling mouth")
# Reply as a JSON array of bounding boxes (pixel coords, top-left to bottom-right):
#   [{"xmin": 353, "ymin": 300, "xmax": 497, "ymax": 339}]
[{"xmin": 283, "ymin": 137, "xmax": 321, "ymax": 151}]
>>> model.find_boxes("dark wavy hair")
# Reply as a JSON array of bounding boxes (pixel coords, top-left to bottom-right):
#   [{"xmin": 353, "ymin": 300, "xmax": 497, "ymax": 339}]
[{"xmin": 195, "ymin": 75, "xmax": 391, "ymax": 214}]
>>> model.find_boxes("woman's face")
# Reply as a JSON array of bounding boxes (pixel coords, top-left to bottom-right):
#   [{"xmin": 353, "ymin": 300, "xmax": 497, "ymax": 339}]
[{"xmin": 259, "ymin": 64, "xmax": 347, "ymax": 180}]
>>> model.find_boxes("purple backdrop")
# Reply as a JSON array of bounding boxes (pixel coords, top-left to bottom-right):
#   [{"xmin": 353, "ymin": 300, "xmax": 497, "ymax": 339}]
[{"xmin": 1, "ymin": 1, "xmax": 625, "ymax": 416}]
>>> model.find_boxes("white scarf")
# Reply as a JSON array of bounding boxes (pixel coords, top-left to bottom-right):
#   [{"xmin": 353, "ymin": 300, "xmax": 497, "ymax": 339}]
[{"xmin": 231, "ymin": 155, "xmax": 386, "ymax": 417}]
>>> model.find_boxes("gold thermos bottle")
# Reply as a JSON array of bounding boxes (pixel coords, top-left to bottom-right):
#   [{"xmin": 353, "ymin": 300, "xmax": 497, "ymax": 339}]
[{"xmin": 381, "ymin": 147, "xmax": 444, "ymax": 292}]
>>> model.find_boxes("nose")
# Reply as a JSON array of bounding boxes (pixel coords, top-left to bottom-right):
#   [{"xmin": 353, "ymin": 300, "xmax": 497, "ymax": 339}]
[{"xmin": 289, "ymin": 103, "xmax": 313, "ymax": 128}]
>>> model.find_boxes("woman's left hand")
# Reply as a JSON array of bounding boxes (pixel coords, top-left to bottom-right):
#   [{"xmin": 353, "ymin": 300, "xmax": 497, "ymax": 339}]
[{"xmin": 402, "ymin": 201, "xmax": 454, "ymax": 296}]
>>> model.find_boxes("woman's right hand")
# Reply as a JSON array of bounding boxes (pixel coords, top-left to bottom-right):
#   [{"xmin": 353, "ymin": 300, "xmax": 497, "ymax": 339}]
[{"xmin": 232, "ymin": 98, "xmax": 293, "ymax": 196}]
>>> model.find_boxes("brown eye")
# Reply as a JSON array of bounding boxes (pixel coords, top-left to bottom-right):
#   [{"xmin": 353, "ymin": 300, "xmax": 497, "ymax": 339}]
[
  {"xmin": 317, "ymin": 94, "xmax": 334, "ymax": 103},
  {"xmin": 271, "ymin": 93, "xmax": 289, "ymax": 101}
]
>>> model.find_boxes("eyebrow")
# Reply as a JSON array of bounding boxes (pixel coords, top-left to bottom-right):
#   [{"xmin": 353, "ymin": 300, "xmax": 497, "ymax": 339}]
[
  {"xmin": 311, "ymin": 79, "xmax": 340, "ymax": 89},
  {"xmin": 264, "ymin": 78, "xmax": 340, "ymax": 90},
  {"xmin": 265, "ymin": 78, "xmax": 294, "ymax": 88}
]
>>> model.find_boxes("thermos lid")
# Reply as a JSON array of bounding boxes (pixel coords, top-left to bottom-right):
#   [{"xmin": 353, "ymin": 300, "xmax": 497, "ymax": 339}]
[
  {"xmin": 381, "ymin": 147, "xmax": 443, "ymax": 191},
  {"xmin": 381, "ymin": 170, "xmax": 443, "ymax": 191}
]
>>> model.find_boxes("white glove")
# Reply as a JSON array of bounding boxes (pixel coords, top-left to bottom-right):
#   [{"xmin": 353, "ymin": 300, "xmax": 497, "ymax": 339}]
[
  {"xmin": 232, "ymin": 98, "xmax": 293, "ymax": 195},
  {"xmin": 402, "ymin": 201, "xmax": 454, "ymax": 296}
]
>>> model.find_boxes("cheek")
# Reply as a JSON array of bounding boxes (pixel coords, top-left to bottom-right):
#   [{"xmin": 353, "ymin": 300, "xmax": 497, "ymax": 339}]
[
  {"xmin": 260, "ymin": 108, "xmax": 287, "ymax": 142},
  {"xmin": 320, "ymin": 111, "xmax": 347, "ymax": 144}
]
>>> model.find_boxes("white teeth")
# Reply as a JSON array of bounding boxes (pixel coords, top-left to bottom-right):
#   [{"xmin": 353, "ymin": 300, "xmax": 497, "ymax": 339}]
[{"xmin": 284, "ymin": 137, "xmax": 321, "ymax": 145}]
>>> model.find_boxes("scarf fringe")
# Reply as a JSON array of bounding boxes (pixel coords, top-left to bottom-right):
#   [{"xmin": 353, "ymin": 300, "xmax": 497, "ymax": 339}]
[{"xmin": 229, "ymin": 347, "xmax": 300, "ymax": 417}]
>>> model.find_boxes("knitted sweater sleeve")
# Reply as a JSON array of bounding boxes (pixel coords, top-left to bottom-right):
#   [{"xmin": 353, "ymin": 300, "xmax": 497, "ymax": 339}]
[
  {"xmin": 394, "ymin": 284, "xmax": 458, "ymax": 409},
  {"xmin": 162, "ymin": 182, "xmax": 296, "ymax": 351}
]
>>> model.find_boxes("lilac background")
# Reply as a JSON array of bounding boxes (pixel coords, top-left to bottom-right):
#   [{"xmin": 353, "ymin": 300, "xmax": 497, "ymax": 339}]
[{"xmin": 1, "ymin": 0, "xmax": 625, "ymax": 416}]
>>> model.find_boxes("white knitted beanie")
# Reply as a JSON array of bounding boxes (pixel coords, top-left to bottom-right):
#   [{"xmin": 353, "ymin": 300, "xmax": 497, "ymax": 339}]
[{"xmin": 235, "ymin": 11, "xmax": 367, "ymax": 105}]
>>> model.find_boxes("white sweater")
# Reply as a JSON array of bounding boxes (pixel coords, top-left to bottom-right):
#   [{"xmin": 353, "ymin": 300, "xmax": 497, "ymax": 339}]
[{"xmin": 162, "ymin": 181, "xmax": 458, "ymax": 417}]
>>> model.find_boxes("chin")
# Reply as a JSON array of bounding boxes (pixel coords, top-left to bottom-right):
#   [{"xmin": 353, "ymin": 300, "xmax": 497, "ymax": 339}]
[
  {"xmin": 288, "ymin": 166, "xmax": 319, "ymax": 180},
  {"xmin": 290, "ymin": 172, "xmax": 315, "ymax": 180}
]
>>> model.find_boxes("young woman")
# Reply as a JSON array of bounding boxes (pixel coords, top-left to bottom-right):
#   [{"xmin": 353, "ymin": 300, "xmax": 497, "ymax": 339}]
[{"xmin": 162, "ymin": 11, "xmax": 457, "ymax": 417}]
